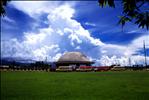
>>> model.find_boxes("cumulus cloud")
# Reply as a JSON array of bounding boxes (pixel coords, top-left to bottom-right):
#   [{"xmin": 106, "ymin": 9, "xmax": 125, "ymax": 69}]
[
  {"xmin": 99, "ymin": 34, "xmax": 149, "ymax": 66},
  {"xmin": 1, "ymin": 1, "xmax": 149, "ymax": 66},
  {"xmin": 2, "ymin": 2, "xmax": 102, "ymax": 60},
  {"xmin": 99, "ymin": 55, "xmax": 149, "ymax": 66}
]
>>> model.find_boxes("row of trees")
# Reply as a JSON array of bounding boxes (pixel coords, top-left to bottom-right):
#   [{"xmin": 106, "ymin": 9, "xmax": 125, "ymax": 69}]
[{"xmin": 6, "ymin": 61, "xmax": 50, "ymax": 71}]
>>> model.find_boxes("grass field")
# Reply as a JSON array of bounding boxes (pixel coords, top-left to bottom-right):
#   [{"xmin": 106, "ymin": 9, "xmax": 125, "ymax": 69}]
[{"xmin": 1, "ymin": 71, "xmax": 149, "ymax": 100}]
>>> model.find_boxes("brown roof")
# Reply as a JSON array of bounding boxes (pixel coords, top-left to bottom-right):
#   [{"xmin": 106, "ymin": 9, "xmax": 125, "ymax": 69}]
[{"xmin": 57, "ymin": 52, "xmax": 93, "ymax": 63}]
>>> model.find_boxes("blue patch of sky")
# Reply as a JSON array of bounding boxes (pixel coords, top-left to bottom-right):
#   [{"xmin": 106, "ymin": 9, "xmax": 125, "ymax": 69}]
[
  {"xmin": 99, "ymin": 32, "xmax": 146, "ymax": 45},
  {"xmin": 1, "ymin": 5, "xmax": 36, "ymax": 41},
  {"xmin": 133, "ymin": 48, "xmax": 149, "ymax": 57},
  {"xmin": 74, "ymin": 1, "xmax": 122, "ymax": 28},
  {"xmin": 73, "ymin": 1, "xmax": 148, "ymax": 45},
  {"xmin": 35, "ymin": 13, "xmax": 49, "ymax": 29}
]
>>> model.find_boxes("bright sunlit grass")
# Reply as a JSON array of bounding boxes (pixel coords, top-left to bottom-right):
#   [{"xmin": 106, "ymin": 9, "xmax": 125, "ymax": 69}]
[{"xmin": 1, "ymin": 71, "xmax": 149, "ymax": 100}]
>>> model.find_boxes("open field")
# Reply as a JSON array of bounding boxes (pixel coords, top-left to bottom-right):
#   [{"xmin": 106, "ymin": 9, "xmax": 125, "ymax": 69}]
[{"xmin": 1, "ymin": 71, "xmax": 149, "ymax": 100}]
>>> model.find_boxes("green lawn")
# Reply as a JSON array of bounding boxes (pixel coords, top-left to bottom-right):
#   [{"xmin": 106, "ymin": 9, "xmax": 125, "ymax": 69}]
[{"xmin": 1, "ymin": 71, "xmax": 149, "ymax": 100}]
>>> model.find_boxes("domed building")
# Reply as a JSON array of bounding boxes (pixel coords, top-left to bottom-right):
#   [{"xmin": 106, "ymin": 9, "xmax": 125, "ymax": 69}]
[{"xmin": 55, "ymin": 52, "xmax": 94, "ymax": 69}]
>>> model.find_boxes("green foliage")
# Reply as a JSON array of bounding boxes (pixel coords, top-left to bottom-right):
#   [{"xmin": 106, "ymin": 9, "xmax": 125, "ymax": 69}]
[
  {"xmin": 118, "ymin": 16, "xmax": 131, "ymax": 28},
  {"xmin": 98, "ymin": 0, "xmax": 115, "ymax": 8},
  {"xmin": 98, "ymin": 0, "xmax": 149, "ymax": 30},
  {"xmin": 135, "ymin": 12, "xmax": 149, "ymax": 29},
  {"xmin": 1, "ymin": 71, "xmax": 149, "ymax": 100},
  {"xmin": 0, "ymin": 0, "xmax": 10, "ymax": 16}
]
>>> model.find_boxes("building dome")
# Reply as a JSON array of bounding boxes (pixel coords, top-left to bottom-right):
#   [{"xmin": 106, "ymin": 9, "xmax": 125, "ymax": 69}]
[{"xmin": 58, "ymin": 52, "xmax": 90, "ymax": 62}]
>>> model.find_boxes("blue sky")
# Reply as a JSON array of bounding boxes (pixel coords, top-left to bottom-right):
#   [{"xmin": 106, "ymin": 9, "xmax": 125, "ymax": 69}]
[{"xmin": 1, "ymin": 1, "xmax": 149, "ymax": 66}]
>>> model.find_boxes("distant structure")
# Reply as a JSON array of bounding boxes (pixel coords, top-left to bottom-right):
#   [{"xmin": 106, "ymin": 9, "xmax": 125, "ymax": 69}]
[
  {"xmin": 45, "ymin": 56, "xmax": 48, "ymax": 63},
  {"xmin": 128, "ymin": 57, "xmax": 131, "ymax": 67},
  {"xmin": 143, "ymin": 40, "xmax": 147, "ymax": 67},
  {"xmin": 55, "ymin": 52, "xmax": 94, "ymax": 69}
]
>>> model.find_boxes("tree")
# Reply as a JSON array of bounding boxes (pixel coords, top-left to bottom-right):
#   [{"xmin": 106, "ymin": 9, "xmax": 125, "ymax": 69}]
[
  {"xmin": 9, "ymin": 60, "xmax": 16, "ymax": 70},
  {"xmin": 98, "ymin": 0, "xmax": 149, "ymax": 30},
  {"xmin": 1, "ymin": 0, "xmax": 10, "ymax": 16}
]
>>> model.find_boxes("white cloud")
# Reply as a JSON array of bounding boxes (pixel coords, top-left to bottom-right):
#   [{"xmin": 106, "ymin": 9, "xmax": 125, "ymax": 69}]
[
  {"xmin": 130, "ymin": 34, "xmax": 149, "ymax": 49},
  {"xmin": 99, "ymin": 55, "xmax": 149, "ymax": 66},
  {"xmin": 24, "ymin": 32, "xmax": 46, "ymax": 44},
  {"xmin": 75, "ymin": 46, "xmax": 81, "ymax": 50},
  {"xmin": 2, "ymin": 16, "xmax": 15, "ymax": 23},
  {"xmin": 84, "ymin": 22, "xmax": 96, "ymax": 27},
  {"xmin": 48, "ymin": 4, "xmax": 75, "ymax": 21},
  {"xmin": 52, "ymin": 53, "xmax": 63, "ymax": 61},
  {"xmin": 1, "ymin": 39, "xmax": 32, "ymax": 58},
  {"xmin": 57, "ymin": 29, "xmax": 64, "ymax": 36},
  {"xmin": 68, "ymin": 33, "xmax": 82, "ymax": 46},
  {"xmin": 10, "ymin": 1, "xmax": 60, "ymax": 18},
  {"xmin": 32, "ymin": 45, "xmax": 60, "ymax": 61}
]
